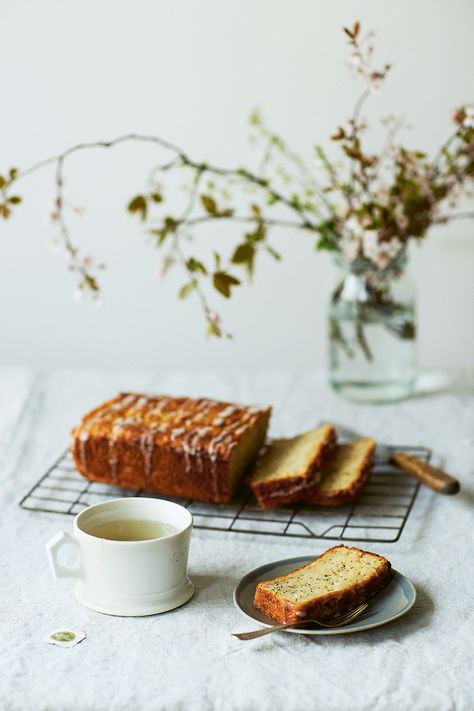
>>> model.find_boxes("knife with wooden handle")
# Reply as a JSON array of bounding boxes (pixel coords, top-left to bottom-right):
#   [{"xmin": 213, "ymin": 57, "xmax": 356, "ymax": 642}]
[{"xmin": 391, "ymin": 452, "xmax": 460, "ymax": 495}]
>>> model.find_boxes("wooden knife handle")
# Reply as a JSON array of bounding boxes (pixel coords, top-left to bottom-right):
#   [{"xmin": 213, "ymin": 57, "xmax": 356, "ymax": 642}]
[{"xmin": 392, "ymin": 452, "xmax": 460, "ymax": 495}]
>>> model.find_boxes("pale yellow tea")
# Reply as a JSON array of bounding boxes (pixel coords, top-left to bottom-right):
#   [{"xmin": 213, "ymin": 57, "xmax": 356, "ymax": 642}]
[{"xmin": 88, "ymin": 519, "xmax": 178, "ymax": 541}]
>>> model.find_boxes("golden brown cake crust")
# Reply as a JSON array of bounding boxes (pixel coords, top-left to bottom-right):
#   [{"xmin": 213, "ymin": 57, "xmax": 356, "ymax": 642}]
[
  {"xmin": 253, "ymin": 545, "xmax": 391, "ymax": 624},
  {"xmin": 71, "ymin": 393, "xmax": 271, "ymax": 504},
  {"xmin": 305, "ymin": 438, "xmax": 376, "ymax": 506},
  {"xmin": 249, "ymin": 425, "xmax": 336, "ymax": 509}
]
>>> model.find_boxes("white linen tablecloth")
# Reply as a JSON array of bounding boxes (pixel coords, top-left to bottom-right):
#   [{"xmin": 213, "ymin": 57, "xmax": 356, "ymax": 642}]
[{"xmin": 0, "ymin": 367, "xmax": 473, "ymax": 711}]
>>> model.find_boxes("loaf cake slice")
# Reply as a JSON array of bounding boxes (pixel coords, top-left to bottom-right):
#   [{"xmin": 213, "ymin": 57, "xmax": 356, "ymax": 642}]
[
  {"xmin": 305, "ymin": 438, "xmax": 376, "ymax": 506},
  {"xmin": 248, "ymin": 424, "xmax": 336, "ymax": 508},
  {"xmin": 71, "ymin": 393, "xmax": 271, "ymax": 504},
  {"xmin": 254, "ymin": 545, "xmax": 391, "ymax": 624}
]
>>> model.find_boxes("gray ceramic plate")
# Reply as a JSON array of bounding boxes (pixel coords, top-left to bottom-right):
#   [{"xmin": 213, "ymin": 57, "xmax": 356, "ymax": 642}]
[{"xmin": 233, "ymin": 555, "xmax": 416, "ymax": 635}]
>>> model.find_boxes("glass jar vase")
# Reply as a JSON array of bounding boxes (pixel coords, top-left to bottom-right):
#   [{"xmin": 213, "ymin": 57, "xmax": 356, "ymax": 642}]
[{"xmin": 328, "ymin": 254, "xmax": 416, "ymax": 403}]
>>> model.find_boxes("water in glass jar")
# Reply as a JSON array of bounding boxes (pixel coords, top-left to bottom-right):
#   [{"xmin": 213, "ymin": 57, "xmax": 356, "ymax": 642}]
[{"xmin": 329, "ymin": 299, "xmax": 416, "ymax": 403}]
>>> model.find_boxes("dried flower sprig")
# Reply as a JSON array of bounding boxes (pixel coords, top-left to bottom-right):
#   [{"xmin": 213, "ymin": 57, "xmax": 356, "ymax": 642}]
[{"xmin": 1, "ymin": 21, "xmax": 473, "ymax": 338}]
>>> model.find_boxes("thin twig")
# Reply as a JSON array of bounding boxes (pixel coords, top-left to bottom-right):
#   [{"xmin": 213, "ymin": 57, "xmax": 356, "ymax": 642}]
[
  {"xmin": 434, "ymin": 210, "xmax": 474, "ymax": 222},
  {"xmin": 151, "ymin": 213, "xmax": 306, "ymax": 231}
]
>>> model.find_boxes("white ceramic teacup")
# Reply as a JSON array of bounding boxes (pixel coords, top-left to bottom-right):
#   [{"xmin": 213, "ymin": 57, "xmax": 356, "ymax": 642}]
[{"xmin": 45, "ymin": 497, "xmax": 194, "ymax": 616}]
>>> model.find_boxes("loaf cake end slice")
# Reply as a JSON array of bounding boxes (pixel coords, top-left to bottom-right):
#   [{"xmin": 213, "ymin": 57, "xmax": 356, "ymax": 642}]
[
  {"xmin": 254, "ymin": 544, "xmax": 391, "ymax": 624},
  {"xmin": 305, "ymin": 438, "xmax": 376, "ymax": 506},
  {"xmin": 248, "ymin": 424, "xmax": 336, "ymax": 508}
]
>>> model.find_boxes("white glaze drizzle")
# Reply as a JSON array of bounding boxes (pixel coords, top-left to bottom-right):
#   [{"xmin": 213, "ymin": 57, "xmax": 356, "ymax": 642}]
[
  {"xmin": 76, "ymin": 408, "xmax": 108, "ymax": 470},
  {"xmin": 171, "ymin": 427, "xmax": 186, "ymax": 438},
  {"xmin": 139, "ymin": 428, "xmax": 157, "ymax": 478},
  {"xmin": 180, "ymin": 439, "xmax": 194, "ymax": 476},
  {"xmin": 175, "ymin": 402, "xmax": 213, "ymax": 472},
  {"xmin": 218, "ymin": 405, "xmax": 239, "ymax": 419},
  {"xmin": 206, "ymin": 430, "xmax": 234, "ymax": 500},
  {"xmin": 247, "ymin": 405, "xmax": 265, "ymax": 414},
  {"xmin": 77, "ymin": 428, "xmax": 89, "ymax": 468},
  {"xmin": 107, "ymin": 395, "xmax": 140, "ymax": 482},
  {"xmin": 120, "ymin": 394, "xmax": 138, "ymax": 408},
  {"xmin": 108, "ymin": 421, "xmax": 122, "ymax": 483},
  {"xmin": 264, "ymin": 478, "xmax": 314, "ymax": 499},
  {"xmin": 79, "ymin": 395, "xmax": 266, "ymax": 499}
]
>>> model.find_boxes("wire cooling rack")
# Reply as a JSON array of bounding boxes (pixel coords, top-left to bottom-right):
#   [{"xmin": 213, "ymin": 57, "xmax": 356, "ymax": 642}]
[{"xmin": 19, "ymin": 445, "xmax": 429, "ymax": 543}]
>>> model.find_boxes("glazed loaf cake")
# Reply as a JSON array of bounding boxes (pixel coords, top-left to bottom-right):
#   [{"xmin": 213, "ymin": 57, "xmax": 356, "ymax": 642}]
[
  {"xmin": 305, "ymin": 438, "xmax": 376, "ymax": 506},
  {"xmin": 71, "ymin": 393, "xmax": 271, "ymax": 504},
  {"xmin": 254, "ymin": 545, "xmax": 391, "ymax": 624}
]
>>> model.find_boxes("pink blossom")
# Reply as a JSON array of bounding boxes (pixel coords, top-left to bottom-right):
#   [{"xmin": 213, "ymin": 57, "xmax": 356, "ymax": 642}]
[
  {"xmin": 362, "ymin": 231, "xmax": 403, "ymax": 269},
  {"xmin": 463, "ymin": 106, "xmax": 474, "ymax": 128},
  {"xmin": 348, "ymin": 52, "xmax": 362, "ymax": 68},
  {"xmin": 341, "ymin": 238, "xmax": 361, "ymax": 262}
]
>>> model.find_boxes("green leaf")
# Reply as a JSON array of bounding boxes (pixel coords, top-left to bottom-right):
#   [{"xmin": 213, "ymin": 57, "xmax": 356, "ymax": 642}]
[
  {"xmin": 248, "ymin": 109, "xmax": 262, "ymax": 127},
  {"xmin": 231, "ymin": 243, "xmax": 256, "ymax": 275},
  {"xmin": 231, "ymin": 243, "xmax": 255, "ymax": 264},
  {"xmin": 186, "ymin": 257, "xmax": 207, "ymax": 275},
  {"xmin": 200, "ymin": 194, "xmax": 233, "ymax": 217},
  {"xmin": 213, "ymin": 271, "xmax": 240, "ymax": 298},
  {"xmin": 342, "ymin": 144, "xmax": 363, "ymax": 162},
  {"xmin": 8, "ymin": 195, "xmax": 22, "ymax": 204},
  {"xmin": 149, "ymin": 216, "xmax": 178, "ymax": 245},
  {"xmin": 271, "ymin": 135, "xmax": 285, "ymax": 151},
  {"xmin": 164, "ymin": 216, "xmax": 178, "ymax": 232},
  {"xmin": 83, "ymin": 275, "xmax": 99, "ymax": 291},
  {"xmin": 151, "ymin": 192, "xmax": 163, "ymax": 203},
  {"xmin": 127, "ymin": 195, "xmax": 147, "ymax": 221},
  {"xmin": 316, "ymin": 219, "xmax": 339, "ymax": 251},
  {"xmin": 207, "ymin": 321, "xmax": 222, "ymax": 337},
  {"xmin": 316, "ymin": 236, "xmax": 337, "ymax": 251},
  {"xmin": 149, "ymin": 228, "xmax": 167, "ymax": 245},
  {"xmin": 200, "ymin": 194, "xmax": 218, "ymax": 215},
  {"xmin": 179, "ymin": 279, "xmax": 197, "ymax": 299},
  {"xmin": 245, "ymin": 222, "xmax": 266, "ymax": 243},
  {"xmin": 331, "ymin": 127, "xmax": 346, "ymax": 141},
  {"xmin": 266, "ymin": 245, "xmax": 281, "ymax": 260}
]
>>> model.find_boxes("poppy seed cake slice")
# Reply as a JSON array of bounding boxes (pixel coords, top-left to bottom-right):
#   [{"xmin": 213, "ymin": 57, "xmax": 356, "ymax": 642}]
[
  {"xmin": 305, "ymin": 438, "xmax": 376, "ymax": 506},
  {"xmin": 248, "ymin": 424, "xmax": 336, "ymax": 508},
  {"xmin": 254, "ymin": 545, "xmax": 391, "ymax": 624}
]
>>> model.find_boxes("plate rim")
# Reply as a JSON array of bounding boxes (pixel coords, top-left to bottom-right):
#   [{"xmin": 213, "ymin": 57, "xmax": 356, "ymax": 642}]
[{"xmin": 233, "ymin": 555, "xmax": 416, "ymax": 635}]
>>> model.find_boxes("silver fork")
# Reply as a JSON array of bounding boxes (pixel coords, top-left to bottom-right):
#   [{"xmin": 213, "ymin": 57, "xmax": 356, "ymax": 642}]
[{"xmin": 232, "ymin": 603, "xmax": 368, "ymax": 640}]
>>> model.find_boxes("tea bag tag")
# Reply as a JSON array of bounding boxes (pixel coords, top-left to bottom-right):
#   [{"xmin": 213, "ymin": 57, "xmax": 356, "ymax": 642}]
[{"xmin": 45, "ymin": 629, "xmax": 86, "ymax": 648}]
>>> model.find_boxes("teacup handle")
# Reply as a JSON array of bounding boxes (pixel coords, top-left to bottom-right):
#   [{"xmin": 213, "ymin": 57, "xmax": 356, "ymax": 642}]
[{"xmin": 46, "ymin": 532, "xmax": 82, "ymax": 579}]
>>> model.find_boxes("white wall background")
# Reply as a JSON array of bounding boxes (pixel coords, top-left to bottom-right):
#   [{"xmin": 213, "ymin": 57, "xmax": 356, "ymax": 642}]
[{"xmin": 1, "ymin": 0, "xmax": 473, "ymax": 371}]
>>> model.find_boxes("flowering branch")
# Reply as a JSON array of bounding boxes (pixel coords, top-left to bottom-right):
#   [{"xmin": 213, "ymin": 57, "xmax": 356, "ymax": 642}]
[{"xmin": 1, "ymin": 21, "xmax": 473, "ymax": 342}]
